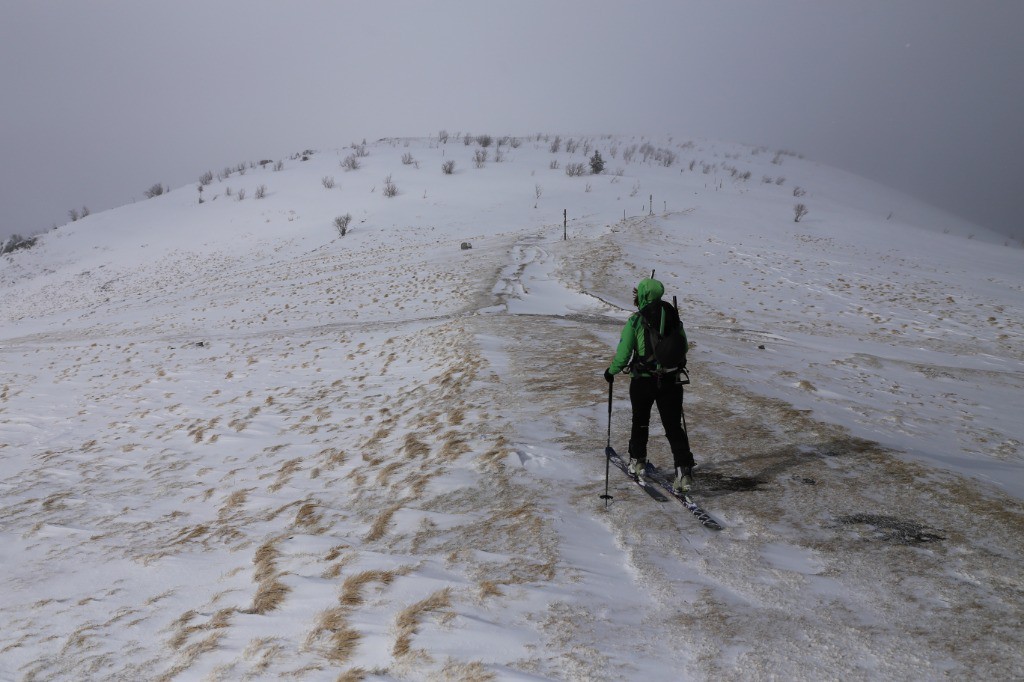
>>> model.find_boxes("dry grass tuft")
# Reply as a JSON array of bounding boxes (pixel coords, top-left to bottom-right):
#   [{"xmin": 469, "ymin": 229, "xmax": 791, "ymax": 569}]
[
  {"xmin": 437, "ymin": 659, "xmax": 496, "ymax": 681},
  {"xmin": 340, "ymin": 569, "xmax": 397, "ymax": 607},
  {"xmin": 325, "ymin": 544, "xmax": 349, "ymax": 562},
  {"xmin": 294, "ymin": 501, "xmax": 325, "ymax": 532},
  {"xmin": 219, "ymin": 489, "xmax": 249, "ymax": 519},
  {"xmin": 439, "ymin": 431, "xmax": 471, "ymax": 462},
  {"xmin": 319, "ymin": 447, "xmax": 346, "ymax": 468},
  {"xmin": 252, "ymin": 579, "xmax": 290, "ymax": 615},
  {"xmin": 307, "ymin": 608, "xmax": 362, "ymax": 663},
  {"xmin": 478, "ymin": 581, "xmax": 503, "ymax": 600},
  {"xmin": 248, "ymin": 535, "xmax": 290, "ymax": 614},
  {"xmin": 375, "ymin": 461, "xmax": 403, "ymax": 485},
  {"xmin": 401, "ymin": 433, "xmax": 431, "ymax": 460},
  {"xmin": 393, "ymin": 587, "xmax": 452, "ymax": 658},
  {"xmin": 364, "ymin": 503, "xmax": 402, "ymax": 542},
  {"xmin": 268, "ymin": 457, "xmax": 303, "ymax": 492}
]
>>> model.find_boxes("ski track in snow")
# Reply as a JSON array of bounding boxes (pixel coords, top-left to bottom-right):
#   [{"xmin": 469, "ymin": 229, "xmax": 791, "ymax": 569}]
[{"xmin": 1, "ymin": 137, "xmax": 1022, "ymax": 681}]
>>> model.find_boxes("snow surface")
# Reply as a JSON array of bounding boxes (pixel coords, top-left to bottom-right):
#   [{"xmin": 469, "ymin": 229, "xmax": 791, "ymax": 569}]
[{"xmin": 1, "ymin": 135, "xmax": 1022, "ymax": 680}]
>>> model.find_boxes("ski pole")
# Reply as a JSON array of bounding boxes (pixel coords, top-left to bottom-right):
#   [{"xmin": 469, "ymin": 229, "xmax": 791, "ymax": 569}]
[{"xmin": 601, "ymin": 380, "xmax": 614, "ymax": 507}]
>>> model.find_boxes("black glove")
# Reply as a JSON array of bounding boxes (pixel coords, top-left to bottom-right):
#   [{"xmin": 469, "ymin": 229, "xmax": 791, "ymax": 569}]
[{"xmin": 604, "ymin": 369, "xmax": 615, "ymax": 384}]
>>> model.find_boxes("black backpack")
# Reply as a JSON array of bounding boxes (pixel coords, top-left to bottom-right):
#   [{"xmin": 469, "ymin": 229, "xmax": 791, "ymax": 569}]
[{"xmin": 635, "ymin": 299, "xmax": 687, "ymax": 374}]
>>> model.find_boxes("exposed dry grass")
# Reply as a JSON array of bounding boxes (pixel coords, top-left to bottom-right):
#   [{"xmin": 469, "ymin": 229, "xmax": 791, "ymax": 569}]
[
  {"xmin": 248, "ymin": 535, "xmax": 290, "ymax": 614},
  {"xmin": 436, "ymin": 659, "xmax": 496, "ymax": 682},
  {"xmin": 307, "ymin": 608, "xmax": 362, "ymax": 663},
  {"xmin": 439, "ymin": 431, "xmax": 471, "ymax": 462},
  {"xmin": 375, "ymin": 461, "xmax": 403, "ymax": 486},
  {"xmin": 218, "ymin": 489, "xmax": 249, "ymax": 519},
  {"xmin": 401, "ymin": 433, "xmax": 431, "ymax": 460},
  {"xmin": 319, "ymin": 447, "xmax": 347, "ymax": 468},
  {"xmin": 364, "ymin": 503, "xmax": 403, "ymax": 542},
  {"xmin": 157, "ymin": 630, "xmax": 227, "ymax": 681},
  {"xmin": 294, "ymin": 501, "xmax": 325, "ymax": 533},
  {"xmin": 268, "ymin": 457, "xmax": 303, "ymax": 492},
  {"xmin": 393, "ymin": 587, "xmax": 452, "ymax": 658},
  {"xmin": 478, "ymin": 581, "xmax": 503, "ymax": 600},
  {"xmin": 340, "ymin": 569, "xmax": 398, "ymax": 607}
]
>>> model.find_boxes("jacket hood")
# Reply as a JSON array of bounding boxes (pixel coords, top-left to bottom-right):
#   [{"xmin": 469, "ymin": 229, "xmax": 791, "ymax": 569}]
[{"xmin": 636, "ymin": 278, "xmax": 665, "ymax": 309}]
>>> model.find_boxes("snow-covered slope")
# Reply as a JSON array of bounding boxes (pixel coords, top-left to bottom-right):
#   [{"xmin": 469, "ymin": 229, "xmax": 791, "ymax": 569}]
[{"xmin": 1, "ymin": 135, "xmax": 1021, "ymax": 680}]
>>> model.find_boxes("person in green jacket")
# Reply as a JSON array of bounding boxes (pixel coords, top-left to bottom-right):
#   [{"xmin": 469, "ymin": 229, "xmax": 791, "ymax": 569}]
[{"xmin": 604, "ymin": 278, "xmax": 694, "ymax": 493}]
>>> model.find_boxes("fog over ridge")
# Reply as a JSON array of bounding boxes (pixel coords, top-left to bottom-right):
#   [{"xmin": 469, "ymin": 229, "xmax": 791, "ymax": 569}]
[{"xmin": 1, "ymin": 1, "xmax": 1021, "ymax": 241}]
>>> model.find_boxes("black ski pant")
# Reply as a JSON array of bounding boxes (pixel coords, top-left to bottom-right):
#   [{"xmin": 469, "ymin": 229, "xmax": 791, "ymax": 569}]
[{"xmin": 628, "ymin": 375, "xmax": 693, "ymax": 470}]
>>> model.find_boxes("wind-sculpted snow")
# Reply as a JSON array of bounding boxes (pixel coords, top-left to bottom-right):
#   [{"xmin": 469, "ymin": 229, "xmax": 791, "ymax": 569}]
[{"xmin": 0, "ymin": 135, "xmax": 1021, "ymax": 679}]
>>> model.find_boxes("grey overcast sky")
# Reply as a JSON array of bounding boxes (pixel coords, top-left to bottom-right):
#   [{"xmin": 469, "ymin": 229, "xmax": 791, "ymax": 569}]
[{"xmin": 2, "ymin": 0, "xmax": 1022, "ymax": 241}]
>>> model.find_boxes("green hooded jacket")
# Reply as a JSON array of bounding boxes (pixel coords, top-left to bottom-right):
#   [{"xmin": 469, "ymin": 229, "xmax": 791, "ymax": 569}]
[{"xmin": 607, "ymin": 278, "xmax": 687, "ymax": 377}]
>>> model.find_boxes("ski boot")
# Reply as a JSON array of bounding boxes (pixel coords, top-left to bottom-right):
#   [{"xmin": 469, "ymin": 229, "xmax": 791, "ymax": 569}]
[
  {"xmin": 628, "ymin": 457, "xmax": 647, "ymax": 482},
  {"xmin": 673, "ymin": 466, "xmax": 693, "ymax": 494}
]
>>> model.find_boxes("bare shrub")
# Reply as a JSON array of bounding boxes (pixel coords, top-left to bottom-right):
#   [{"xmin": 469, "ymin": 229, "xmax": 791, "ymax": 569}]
[
  {"xmin": 793, "ymin": 186, "xmax": 807, "ymax": 197},
  {"xmin": 441, "ymin": 160, "xmax": 455, "ymax": 175},
  {"xmin": 565, "ymin": 138, "xmax": 579, "ymax": 154},
  {"xmin": 143, "ymin": 183, "xmax": 165, "ymax": 199},
  {"xmin": 463, "ymin": 134, "xmax": 474, "ymax": 146},
  {"xmin": 794, "ymin": 203, "xmax": 809, "ymax": 222},
  {"xmin": 236, "ymin": 188, "xmax": 246, "ymax": 201},
  {"xmin": 255, "ymin": 184, "xmax": 267, "ymax": 199},
  {"xmin": 476, "ymin": 134, "xmax": 493, "ymax": 148},
  {"xmin": 775, "ymin": 177, "xmax": 786, "ymax": 186},
  {"xmin": 382, "ymin": 174, "xmax": 398, "ymax": 197},
  {"xmin": 401, "ymin": 152, "xmax": 416, "ymax": 165},
  {"xmin": 322, "ymin": 176, "xmax": 336, "ymax": 189},
  {"xmin": 622, "ymin": 145, "xmax": 636, "ymax": 163},
  {"xmin": 1, "ymin": 234, "xmax": 38, "ymax": 255},
  {"xmin": 510, "ymin": 137, "xmax": 521, "ymax": 149},
  {"xmin": 473, "ymin": 149, "xmax": 487, "ymax": 168},
  {"xmin": 549, "ymin": 159, "xmax": 560, "ymax": 170},
  {"xmin": 199, "ymin": 171, "xmax": 214, "ymax": 186},
  {"xmin": 353, "ymin": 144, "xmax": 369, "ymax": 157},
  {"xmin": 438, "ymin": 129, "xmax": 449, "ymax": 143},
  {"xmin": 565, "ymin": 162, "xmax": 587, "ymax": 177},
  {"xmin": 334, "ymin": 213, "xmax": 352, "ymax": 237},
  {"xmin": 68, "ymin": 208, "xmax": 80, "ymax": 222},
  {"xmin": 274, "ymin": 160, "xmax": 284, "ymax": 171},
  {"xmin": 80, "ymin": 206, "xmax": 90, "ymax": 218},
  {"xmin": 549, "ymin": 136, "xmax": 562, "ymax": 153},
  {"xmin": 535, "ymin": 183, "xmax": 543, "ymax": 200},
  {"xmin": 341, "ymin": 155, "xmax": 360, "ymax": 171}
]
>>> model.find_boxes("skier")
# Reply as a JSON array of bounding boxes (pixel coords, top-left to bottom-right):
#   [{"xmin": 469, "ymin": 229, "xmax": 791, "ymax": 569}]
[{"xmin": 604, "ymin": 278, "xmax": 695, "ymax": 493}]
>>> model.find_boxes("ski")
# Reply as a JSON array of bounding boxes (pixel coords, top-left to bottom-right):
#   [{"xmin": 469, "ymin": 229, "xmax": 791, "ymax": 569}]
[
  {"xmin": 644, "ymin": 463, "xmax": 723, "ymax": 530},
  {"xmin": 605, "ymin": 446, "xmax": 668, "ymax": 502}
]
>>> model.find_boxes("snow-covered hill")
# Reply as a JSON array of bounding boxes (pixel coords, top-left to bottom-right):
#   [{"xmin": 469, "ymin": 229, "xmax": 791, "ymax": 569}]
[{"xmin": 1, "ymin": 135, "xmax": 1022, "ymax": 680}]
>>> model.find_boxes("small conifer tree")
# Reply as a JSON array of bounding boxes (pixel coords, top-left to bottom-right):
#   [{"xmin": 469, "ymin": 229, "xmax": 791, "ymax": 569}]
[{"xmin": 589, "ymin": 150, "xmax": 605, "ymax": 175}]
